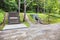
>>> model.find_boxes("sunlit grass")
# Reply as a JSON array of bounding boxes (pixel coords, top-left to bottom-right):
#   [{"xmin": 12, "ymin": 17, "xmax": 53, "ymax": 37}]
[
  {"xmin": 19, "ymin": 13, "xmax": 30, "ymax": 27},
  {"xmin": 0, "ymin": 24, "xmax": 5, "ymax": 30},
  {"xmin": 0, "ymin": 10, "xmax": 5, "ymax": 24},
  {"xmin": 27, "ymin": 13, "xmax": 60, "ymax": 24},
  {"xmin": 27, "ymin": 14, "xmax": 36, "ymax": 23},
  {"xmin": 19, "ymin": 13, "xmax": 24, "ymax": 23},
  {"xmin": 23, "ymin": 21, "xmax": 30, "ymax": 27},
  {"xmin": 38, "ymin": 13, "xmax": 60, "ymax": 24},
  {"xmin": 0, "ymin": 10, "xmax": 5, "ymax": 30},
  {"xmin": 48, "ymin": 15, "xmax": 60, "ymax": 24}
]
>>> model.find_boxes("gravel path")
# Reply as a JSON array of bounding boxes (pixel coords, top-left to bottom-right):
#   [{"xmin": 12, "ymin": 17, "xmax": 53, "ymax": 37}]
[{"xmin": 0, "ymin": 23, "xmax": 60, "ymax": 40}]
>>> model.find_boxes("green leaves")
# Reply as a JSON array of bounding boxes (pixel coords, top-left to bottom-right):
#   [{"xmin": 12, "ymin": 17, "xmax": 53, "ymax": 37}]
[
  {"xmin": 45, "ymin": 0, "xmax": 59, "ymax": 13},
  {"xmin": 0, "ymin": 9, "xmax": 5, "ymax": 24},
  {"xmin": 4, "ymin": 0, "xmax": 18, "ymax": 11},
  {"xmin": 0, "ymin": 0, "xmax": 60, "ymax": 13}
]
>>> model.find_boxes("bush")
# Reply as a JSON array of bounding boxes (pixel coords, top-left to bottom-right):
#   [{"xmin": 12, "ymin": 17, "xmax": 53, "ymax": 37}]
[{"xmin": 0, "ymin": 9, "xmax": 5, "ymax": 24}]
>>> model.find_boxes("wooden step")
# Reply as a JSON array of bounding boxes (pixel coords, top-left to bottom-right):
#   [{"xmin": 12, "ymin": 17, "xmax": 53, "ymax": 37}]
[
  {"xmin": 8, "ymin": 12, "xmax": 20, "ymax": 24},
  {"xmin": 9, "ymin": 12, "xmax": 19, "ymax": 17},
  {"xmin": 8, "ymin": 19, "xmax": 20, "ymax": 24},
  {"xmin": 9, "ymin": 17, "xmax": 18, "ymax": 19}
]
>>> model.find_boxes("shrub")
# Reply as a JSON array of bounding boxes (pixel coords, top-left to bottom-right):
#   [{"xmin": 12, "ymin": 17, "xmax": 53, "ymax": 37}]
[{"xmin": 0, "ymin": 9, "xmax": 5, "ymax": 24}]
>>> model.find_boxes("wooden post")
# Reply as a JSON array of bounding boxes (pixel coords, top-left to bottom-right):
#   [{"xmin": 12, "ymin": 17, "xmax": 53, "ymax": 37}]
[{"xmin": 23, "ymin": 0, "xmax": 26, "ymax": 22}]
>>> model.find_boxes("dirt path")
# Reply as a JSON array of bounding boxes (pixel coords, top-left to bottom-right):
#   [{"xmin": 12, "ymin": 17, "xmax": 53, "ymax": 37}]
[{"xmin": 0, "ymin": 23, "xmax": 60, "ymax": 40}]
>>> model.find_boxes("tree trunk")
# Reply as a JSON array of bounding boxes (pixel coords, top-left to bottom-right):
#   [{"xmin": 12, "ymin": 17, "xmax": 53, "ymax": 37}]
[
  {"xmin": 18, "ymin": 0, "xmax": 20, "ymax": 23},
  {"xmin": 36, "ymin": 0, "xmax": 39, "ymax": 14},
  {"xmin": 18, "ymin": 0, "xmax": 20, "ymax": 14},
  {"xmin": 23, "ymin": 0, "xmax": 26, "ymax": 22},
  {"xmin": 37, "ymin": 6, "xmax": 39, "ymax": 13}
]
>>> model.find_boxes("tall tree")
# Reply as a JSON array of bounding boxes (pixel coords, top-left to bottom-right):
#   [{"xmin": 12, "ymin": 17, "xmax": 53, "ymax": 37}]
[{"xmin": 23, "ymin": 0, "xmax": 26, "ymax": 22}]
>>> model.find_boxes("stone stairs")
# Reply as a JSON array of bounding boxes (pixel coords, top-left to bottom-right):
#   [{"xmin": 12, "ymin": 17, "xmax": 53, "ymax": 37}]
[{"xmin": 8, "ymin": 12, "xmax": 20, "ymax": 24}]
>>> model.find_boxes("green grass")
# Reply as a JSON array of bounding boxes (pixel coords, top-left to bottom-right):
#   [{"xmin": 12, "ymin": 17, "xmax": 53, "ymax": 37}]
[
  {"xmin": 0, "ymin": 26, "xmax": 4, "ymax": 30},
  {"xmin": 27, "ymin": 13, "xmax": 49, "ymax": 24},
  {"xmin": 0, "ymin": 24, "xmax": 5, "ymax": 30},
  {"xmin": 27, "ymin": 14, "xmax": 36, "ymax": 23},
  {"xmin": 0, "ymin": 10, "xmax": 5, "ymax": 24},
  {"xmin": 38, "ymin": 14, "xmax": 48, "ymax": 20},
  {"xmin": 19, "ymin": 13, "xmax": 24, "ymax": 23},
  {"xmin": 19, "ymin": 13, "xmax": 30, "ymax": 27},
  {"xmin": 48, "ymin": 14, "xmax": 60, "ymax": 24},
  {"xmin": 38, "ymin": 13, "xmax": 60, "ymax": 24},
  {"xmin": 27, "ymin": 13, "xmax": 60, "ymax": 24},
  {"xmin": 23, "ymin": 21, "xmax": 30, "ymax": 27},
  {"xmin": 0, "ymin": 10, "xmax": 5, "ymax": 30}
]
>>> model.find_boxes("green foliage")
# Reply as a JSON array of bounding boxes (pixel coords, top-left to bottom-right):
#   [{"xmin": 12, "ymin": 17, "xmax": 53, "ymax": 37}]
[
  {"xmin": 4, "ymin": 0, "xmax": 18, "ymax": 11},
  {"xmin": 44, "ymin": 0, "xmax": 59, "ymax": 13},
  {"xmin": 0, "ymin": 0, "xmax": 59, "ymax": 13},
  {"xmin": 0, "ymin": 9, "xmax": 5, "ymax": 24}
]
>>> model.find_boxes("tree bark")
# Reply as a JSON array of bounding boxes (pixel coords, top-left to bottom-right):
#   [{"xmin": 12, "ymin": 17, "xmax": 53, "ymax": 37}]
[
  {"xmin": 23, "ymin": 0, "xmax": 26, "ymax": 22},
  {"xmin": 18, "ymin": 0, "xmax": 20, "ymax": 14}
]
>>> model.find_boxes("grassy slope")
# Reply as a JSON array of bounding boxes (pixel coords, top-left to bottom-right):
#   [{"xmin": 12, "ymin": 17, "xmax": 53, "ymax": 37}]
[
  {"xmin": 0, "ymin": 10, "xmax": 5, "ymax": 24},
  {"xmin": 0, "ymin": 24, "xmax": 4, "ymax": 30},
  {"xmin": 19, "ymin": 13, "xmax": 30, "ymax": 27},
  {"xmin": 27, "ymin": 14, "xmax": 36, "ymax": 23},
  {"xmin": 48, "ymin": 14, "xmax": 60, "ymax": 24},
  {"xmin": 27, "ymin": 13, "xmax": 60, "ymax": 24},
  {"xmin": 0, "ymin": 10, "xmax": 5, "ymax": 30},
  {"xmin": 38, "ymin": 13, "xmax": 60, "ymax": 24}
]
